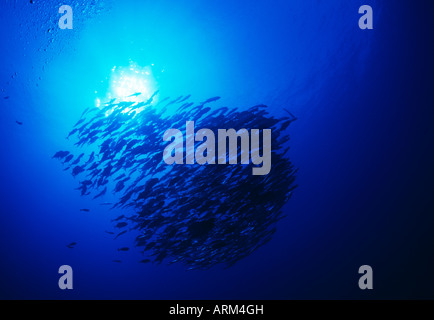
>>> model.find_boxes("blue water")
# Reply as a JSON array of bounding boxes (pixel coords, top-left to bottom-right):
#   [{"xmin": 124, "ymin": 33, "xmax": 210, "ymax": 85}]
[{"xmin": 1, "ymin": 0, "xmax": 434, "ymax": 299}]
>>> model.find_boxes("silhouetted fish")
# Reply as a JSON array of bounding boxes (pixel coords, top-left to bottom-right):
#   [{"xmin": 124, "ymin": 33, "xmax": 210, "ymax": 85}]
[
  {"xmin": 63, "ymin": 154, "xmax": 73, "ymax": 164},
  {"xmin": 53, "ymin": 92, "xmax": 297, "ymax": 269},
  {"xmin": 66, "ymin": 242, "xmax": 77, "ymax": 248},
  {"xmin": 127, "ymin": 92, "xmax": 141, "ymax": 97},
  {"xmin": 115, "ymin": 222, "xmax": 127, "ymax": 229},
  {"xmin": 73, "ymin": 118, "xmax": 86, "ymax": 128},
  {"xmin": 178, "ymin": 95, "xmax": 191, "ymax": 103},
  {"xmin": 111, "ymin": 215, "xmax": 125, "ymax": 222},
  {"xmin": 93, "ymin": 186, "xmax": 107, "ymax": 199},
  {"xmin": 52, "ymin": 151, "xmax": 69, "ymax": 160},
  {"xmin": 71, "ymin": 153, "xmax": 84, "ymax": 166},
  {"xmin": 283, "ymin": 108, "xmax": 297, "ymax": 121},
  {"xmin": 80, "ymin": 107, "xmax": 90, "ymax": 118},
  {"xmin": 85, "ymin": 152, "xmax": 95, "ymax": 165},
  {"xmin": 114, "ymin": 230, "xmax": 127, "ymax": 240},
  {"xmin": 72, "ymin": 165, "xmax": 85, "ymax": 177},
  {"xmin": 200, "ymin": 96, "xmax": 220, "ymax": 105},
  {"xmin": 15, "ymin": 121, "xmax": 23, "ymax": 125},
  {"xmin": 139, "ymin": 259, "xmax": 151, "ymax": 264}
]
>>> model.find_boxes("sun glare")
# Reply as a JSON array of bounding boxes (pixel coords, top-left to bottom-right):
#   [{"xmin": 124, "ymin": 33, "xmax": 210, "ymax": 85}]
[{"xmin": 104, "ymin": 61, "xmax": 158, "ymax": 106}]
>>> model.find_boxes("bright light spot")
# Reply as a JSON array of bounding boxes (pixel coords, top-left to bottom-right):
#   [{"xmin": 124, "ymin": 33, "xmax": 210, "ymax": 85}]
[
  {"xmin": 105, "ymin": 61, "xmax": 158, "ymax": 105},
  {"xmin": 94, "ymin": 62, "xmax": 158, "ymax": 118}
]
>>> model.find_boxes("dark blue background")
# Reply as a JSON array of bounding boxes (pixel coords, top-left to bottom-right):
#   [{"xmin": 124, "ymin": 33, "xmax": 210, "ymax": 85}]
[{"xmin": 0, "ymin": 0, "xmax": 433, "ymax": 299}]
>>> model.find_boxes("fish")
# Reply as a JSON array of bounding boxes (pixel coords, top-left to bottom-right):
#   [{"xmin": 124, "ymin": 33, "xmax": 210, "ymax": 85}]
[
  {"xmin": 80, "ymin": 208, "xmax": 90, "ymax": 212},
  {"xmin": 165, "ymin": 95, "xmax": 183, "ymax": 106},
  {"xmin": 145, "ymin": 90, "xmax": 159, "ymax": 104},
  {"xmin": 71, "ymin": 153, "xmax": 84, "ymax": 166},
  {"xmin": 73, "ymin": 118, "xmax": 86, "ymax": 128},
  {"xmin": 66, "ymin": 242, "xmax": 77, "ymax": 248},
  {"xmin": 114, "ymin": 180, "xmax": 125, "ymax": 193},
  {"xmin": 72, "ymin": 165, "xmax": 85, "ymax": 177},
  {"xmin": 115, "ymin": 222, "xmax": 127, "ymax": 229},
  {"xmin": 113, "ymin": 230, "xmax": 127, "ymax": 240},
  {"xmin": 63, "ymin": 154, "xmax": 73, "ymax": 164},
  {"xmin": 200, "ymin": 96, "xmax": 220, "ymax": 105},
  {"xmin": 127, "ymin": 92, "xmax": 142, "ymax": 97},
  {"xmin": 139, "ymin": 259, "xmax": 151, "ymax": 264},
  {"xmin": 117, "ymin": 247, "xmax": 130, "ymax": 252},
  {"xmin": 52, "ymin": 151, "xmax": 70, "ymax": 160},
  {"xmin": 144, "ymin": 242, "xmax": 156, "ymax": 251},
  {"xmin": 111, "ymin": 215, "xmax": 125, "ymax": 222},
  {"xmin": 178, "ymin": 95, "xmax": 191, "ymax": 103},
  {"xmin": 88, "ymin": 162, "xmax": 99, "ymax": 171},
  {"xmin": 112, "ymin": 260, "xmax": 122, "ymax": 263},
  {"xmin": 85, "ymin": 152, "xmax": 95, "ymax": 165},
  {"xmin": 114, "ymin": 173, "xmax": 126, "ymax": 181},
  {"xmin": 53, "ymin": 93, "xmax": 297, "ymax": 269},
  {"xmin": 180, "ymin": 102, "xmax": 194, "ymax": 110},
  {"xmin": 283, "ymin": 108, "xmax": 297, "ymax": 120},
  {"xmin": 80, "ymin": 107, "xmax": 90, "ymax": 118},
  {"xmin": 93, "ymin": 186, "xmax": 107, "ymax": 199},
  {"xmin": 15, "ymin": 121, "xmax": 23, "ymax": 125}
]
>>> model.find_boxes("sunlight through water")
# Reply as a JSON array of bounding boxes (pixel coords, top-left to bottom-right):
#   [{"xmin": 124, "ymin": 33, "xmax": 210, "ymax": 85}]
[{"xmin": 103, "ymin": 61, "xmax": 158, "ymax": 107}]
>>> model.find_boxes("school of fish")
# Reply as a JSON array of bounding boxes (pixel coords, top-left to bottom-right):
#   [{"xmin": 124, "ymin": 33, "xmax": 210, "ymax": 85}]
[{"xmin": 53, "ymin": 92, "xmax": 297, "ymax": 269}]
